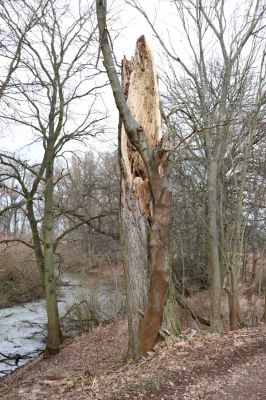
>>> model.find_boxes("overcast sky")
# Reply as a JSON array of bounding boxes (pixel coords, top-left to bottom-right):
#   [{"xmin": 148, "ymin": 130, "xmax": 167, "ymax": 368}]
[
  {"xmin": 0, "ymin": 0, "xmax": 260, "ymax": 159},
  {"xmin": 0, "ymin": 1, "xmax": 166, "ymax": 160}
]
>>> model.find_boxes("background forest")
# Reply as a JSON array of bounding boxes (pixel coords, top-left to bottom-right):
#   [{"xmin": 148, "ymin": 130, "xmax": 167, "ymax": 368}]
[{"xmin": 0, "ymin": 0, "xmax": 265, "ymax": 364}]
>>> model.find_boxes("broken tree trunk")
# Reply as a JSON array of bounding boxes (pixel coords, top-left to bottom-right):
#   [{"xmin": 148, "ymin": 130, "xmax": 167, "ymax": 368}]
[
  {"xmin": 120, "ymin": 36, "xmax": 175, "ymax": 359},
  {"xmin": 96, "ymin": 0, "xmax": 179, "ymax": 360}
]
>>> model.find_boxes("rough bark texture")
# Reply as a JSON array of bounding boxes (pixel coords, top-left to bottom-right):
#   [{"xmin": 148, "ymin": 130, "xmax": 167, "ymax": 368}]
[
  {"xmin": 43, "ymin": 148, "xmax": 61, "ymax": 355},
  {"xmin": 120, "ymin": 38, "xmax": 160, "ymax": 358},
  {"xmin": 207, "ymin": 158, "xmax": 223, "ymax": 332},
  {"xmin": 264, "ymin": 292, "xmax": 266, "ymax": 324},
  {"xmin": 252, "ymin": 250, "xmax": 260, "ymax": 280},
  {"xmin": 96, "ymin": 0, "xmax": 176, "ymax": 359},
  {"xmin": 261, "ymin": 263, "xmax": 266, "ymax": 324},
  {"xmin": 120, "ymin": 37, "xmax": 173, "ymax": 359},
  {"xmin": 137, "ymin": 184, "xmax": 172, "ymax": 357},
  {"xmin": 27, "ymin": 199, "xmax": 45, "ymax": 289}
]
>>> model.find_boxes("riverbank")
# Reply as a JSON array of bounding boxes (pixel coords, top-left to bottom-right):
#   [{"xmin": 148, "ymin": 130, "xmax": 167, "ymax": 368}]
[
  {"xmin": 0, "ymin": 241, "xmax": 123, "ymax": 309},
  {"xmin": 0, "ymin": 270, "xmax": 125, "ymax": 377},
  {"xmin": 1, "ymin": 321, "xmax": 265, "ymax": 400},
  {"xmin": 0, "ymin": 245, "xmax": 43, "ymax": 309}
]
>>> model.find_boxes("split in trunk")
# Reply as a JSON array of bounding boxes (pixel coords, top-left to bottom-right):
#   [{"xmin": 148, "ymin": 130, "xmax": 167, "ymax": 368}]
[
  {"xmin": 119, "ymin": 37, "xmax": 176, "ymax": 359},
  {"xmin": 96, "ymin": 0, "xmax": 180, "ymax": 359}
]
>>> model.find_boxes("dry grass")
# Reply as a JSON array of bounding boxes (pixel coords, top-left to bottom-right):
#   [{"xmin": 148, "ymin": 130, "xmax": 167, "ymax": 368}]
[
  {"xmin": 57, "ymin": 242, "xmax": 122, "ymax": 276},
  {"xmin": 0, "ymin": 243, "xmax": 43, "ymax": 308},
  {"xmin": 183, "ymin": 280, "xmax": 265, "ymax": 331}
]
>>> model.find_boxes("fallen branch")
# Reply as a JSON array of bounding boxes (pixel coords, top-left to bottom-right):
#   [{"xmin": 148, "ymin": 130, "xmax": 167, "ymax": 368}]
[
  {"xmin": 0, "ymin": 349, "xmax": 43, "ymax": 366},
  {"xmin": 175, "ymin": 292, "xmax": 210, "ymax": 327}
]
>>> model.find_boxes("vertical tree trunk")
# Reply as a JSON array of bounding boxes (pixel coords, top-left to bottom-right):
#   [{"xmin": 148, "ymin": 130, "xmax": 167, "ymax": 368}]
[
  {"xmin": 96, "ymin": 1, "xmax": 178, "ymax": 359},
  {"xmin": 137, "ymin": 182, "xmax": 173, "ymax": 356},
  {"xmin": 120, "ymin": 166, "xmax": 149, "ymax": 358},
  {"xmin": 207, "ymin": 158, "xmax": 223, "ymax": 332},
  {"xmin": 119, "ymin": 37, "xmax": 176, "ymax": 359},
  {"xmin": 262, "ymin": 264, "xmax": 266, "ymax": 324},
  {"xmin": 263, "ymin": 292, "xmax": 266, "ymax": 324},
  {"xmin": 228, "ymin": 278, "xmax": 240, "ymax": 330},
  {"xmin": 252, "ymin": 249, "xmax": 260, "ymax": 280},
  {"xmin": 27, "ymin": 199, "xmax": 45, "ymax": 289},
  {"xmin": 43, "ymin": 148, "xmax": 61, "ymax": 355}
]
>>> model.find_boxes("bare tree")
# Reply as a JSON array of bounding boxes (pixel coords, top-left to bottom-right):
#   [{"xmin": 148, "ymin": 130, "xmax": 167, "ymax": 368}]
[
  {"xmin": 127, "ymin": 0, "xmax": 266, "ymax": 331},
  {"xmin": 0, "ymin": 0, "xmax": 106, "ymax": 354},
  {"xmin": 0, "ymin": 0, "xmax": 47, "ymax": 100},
  {"xmin": 96, "ymin": 1, "xmax": 181, "ymax": 360}
]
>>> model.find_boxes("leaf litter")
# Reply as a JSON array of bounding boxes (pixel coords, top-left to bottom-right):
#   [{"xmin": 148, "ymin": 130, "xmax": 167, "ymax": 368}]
[{"xmin": 0, "ymin": 321, "xmax": 265, "ymax": 399}]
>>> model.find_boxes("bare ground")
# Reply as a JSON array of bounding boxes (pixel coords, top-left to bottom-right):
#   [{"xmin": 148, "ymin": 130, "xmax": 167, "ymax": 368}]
[{"xmin": 0, "ymin": 321, "xmax": 265, "ymax": 400}]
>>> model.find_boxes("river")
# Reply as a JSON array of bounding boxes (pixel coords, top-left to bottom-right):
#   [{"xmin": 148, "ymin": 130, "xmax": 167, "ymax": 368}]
[{"xmin": 0, "ymin": 272, "xmax": 125, "ymax": 376}]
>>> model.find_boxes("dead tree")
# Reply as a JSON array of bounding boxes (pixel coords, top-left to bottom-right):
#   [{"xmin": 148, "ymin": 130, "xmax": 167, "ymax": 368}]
[{"xmin": 96, "ymin": 1, "xmax": 179, "ymax": 360}]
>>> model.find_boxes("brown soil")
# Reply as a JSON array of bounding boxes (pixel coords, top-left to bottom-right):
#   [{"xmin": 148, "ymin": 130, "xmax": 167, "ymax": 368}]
[{"xmin": 0, "ymin": 321, "xmax": 265, "ymax": 400}]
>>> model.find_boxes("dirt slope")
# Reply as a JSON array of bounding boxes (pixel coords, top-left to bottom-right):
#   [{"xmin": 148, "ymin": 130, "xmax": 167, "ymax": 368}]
[{"xmin": 0, "ymin": 322, "xmax": 265, "ymax": 400}]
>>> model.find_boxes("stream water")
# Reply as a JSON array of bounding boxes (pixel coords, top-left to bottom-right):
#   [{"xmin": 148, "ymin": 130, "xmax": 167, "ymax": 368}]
[{"xmin": 0, "ymin": 272, "xmax": 125, "ymax": 377}]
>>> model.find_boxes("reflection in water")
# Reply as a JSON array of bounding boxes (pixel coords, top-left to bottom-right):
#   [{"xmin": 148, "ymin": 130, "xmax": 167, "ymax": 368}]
[{"xmin": 0, "ymin": 273, "xmax": 125, "ymax": 376}]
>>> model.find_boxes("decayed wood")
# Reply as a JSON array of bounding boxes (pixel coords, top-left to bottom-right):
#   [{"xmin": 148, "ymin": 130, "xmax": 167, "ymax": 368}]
[
  {"xmin": 120, "ymin": 38, "xmax": 158, "ymax": 358},
  {"xmin": 121, "ymin": 36, "xmax": 162, "ymax": 220},
  {"xmin": 120, "ymin": 36, "xmax": 172, "ymax": 359},
  {"xmin": 96, "ymin": 0, "xmax": 175, "ymax": 359}
]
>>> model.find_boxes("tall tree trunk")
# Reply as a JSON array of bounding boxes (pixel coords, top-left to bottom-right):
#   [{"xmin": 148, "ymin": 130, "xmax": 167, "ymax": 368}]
[
  {"xmin": 43, "ymin": 148, "xmax": 61, "ymax": 355},
  {"xmin": 96, "ymin": 1, "xmax": 178, "ymax": 359},
  {"xmin": 119, "ymin": 37, "xmax": 176, "ymax": 359},
  {"xmin": 27, "ymin": 199, "xmax": 45, "ymax": 289},
  {"xmin": 252, "ymin": 249, "xmax": 260, "ymax": 280},
  {"xmin": 137, "ymin": 180, "xmax": 173, "ymax": 356},
  {"xmin": 228, "ymin": 274, "xmax": 240, "ymax": 330},
  {"xmin": 207, "ymin": 158, "xmax": 223, "ymax": 332},
  {"xmin": 120, "ymin": 159, "xmax": 149, "ymax": 357},
  {"xmin": 262, "ymin": 264, "xmax": 266, "ymax": 324},
  {"xmin": 263, "ymin": 292, "xmax": 266, "ymax": 324}
]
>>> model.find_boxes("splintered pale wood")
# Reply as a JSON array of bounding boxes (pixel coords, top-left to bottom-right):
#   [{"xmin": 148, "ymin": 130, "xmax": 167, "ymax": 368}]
[
  {"xmin": 120, "ymin": 36, "xmax": 161, "ymax": 355},
  {"xmin": 121, "ymin": 35, "xmax": 162, "ymax": 217},
  {"xmin": 120, "ymin": 35, "xmax": 167, "ymax": 359},
  {"xmin": 122, "ymin": 35, "xmax": 162, "ymax": 148}
]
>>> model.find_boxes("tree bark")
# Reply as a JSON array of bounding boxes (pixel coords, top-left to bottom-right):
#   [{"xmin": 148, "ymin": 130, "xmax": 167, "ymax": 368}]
[
  {"xmin": 228, "ymin": 285, "xmax": 240, "ymax": 330},
  {"xmin": 263, "ymin": 292, "xmax": 266, "ymax": 324},
  {"xmin": 43, "ymin": 147, "xmax": 62, "ymax": 355},
  {"xmin": 27, "ymin": 199, "xmax": 45, "ymax": 289},
  {"xmin": 96, "ymin": 0, "xmax": 178, "ymax": 359},
  {"xmin": 252, "ymin": 250, "xmax": 260, "ymax": 280},
  {"xmin": 262, "ymin": 265, "xmax": 266, "ymax": 324},
  {"xmin": 119, "ymin": 38, "xmax": 175, "ymax": 359},
  {"xmin": 207, "ymin": 158, "xmax": 223, "ymax": 332}
]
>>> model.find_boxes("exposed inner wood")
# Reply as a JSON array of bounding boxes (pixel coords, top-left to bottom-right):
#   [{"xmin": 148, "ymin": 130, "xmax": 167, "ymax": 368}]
[
  {"xmin": 121, "ymin": 35, "xmax": 162, "ymax": 220},
  {"xmin": 120, "ymin": 35, "xmax": 165, "ymax": 358}
]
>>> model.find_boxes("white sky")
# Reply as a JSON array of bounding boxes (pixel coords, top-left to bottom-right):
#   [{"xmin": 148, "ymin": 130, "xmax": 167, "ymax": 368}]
[{"xmin": 0, "ymin": 0, "xmax": 165, "ymax": 160}]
